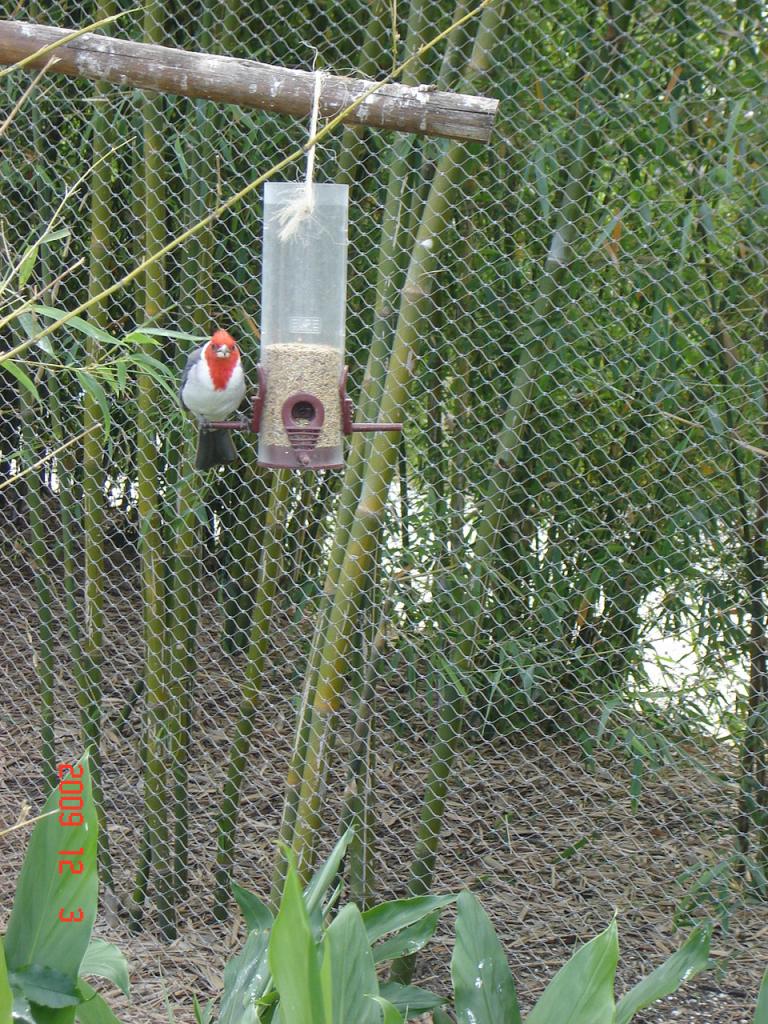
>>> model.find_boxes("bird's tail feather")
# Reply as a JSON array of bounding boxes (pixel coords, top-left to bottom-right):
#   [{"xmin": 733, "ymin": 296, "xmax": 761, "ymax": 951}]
[{"xmin": 195, "ymin": 428, "xmax": 237, "ymax": 471}]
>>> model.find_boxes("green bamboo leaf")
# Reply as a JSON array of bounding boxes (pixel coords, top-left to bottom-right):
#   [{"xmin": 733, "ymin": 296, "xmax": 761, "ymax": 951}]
[
  {"xmin": 526, "ymin": 920, "xmax": 618, "ymax": 1024},
  {"xmin": 30, "ymin": 306, "xmax": 117, "ymax": 346},
  {"xmin": 269, "ymin": 863, "xmax": 326, "ymax": 1024},
  {"xmin": 0, "ymin": 937, "xmax": 11, "ymax": 1024},
  {"xmin": 678, "ymin": 208, "xmax": 695, "ymax": 266},
  {"xmin": 75, "ymin": 981, "xmax": 125, "ymax": 1024},
  {"xmin": 79, "ymin": 942, "xmax": 130, "ymax": 998},
  {"xmin": 615, "ymin": 926, "xmax": 710, "ymax": 1024},
  {"xmin": 131, "ymin": 328, "xmax": 206, "ymax": 342},
  {"xmin": 755, "ymin": 970, "xmax": 768, "ymax": 1024},
  {"xmin": 128, "ymin": 352, "xmax": 173, "ymax": 377},
  {"xmin": 320, "ymin": 904, "xmax": 379, "ymax": 1024},
  {"xmin": 725, "ymin": 98, "xmax": 747, "ymax": 146},
  {"xmin": 372, "ymin": 911, "xmax": 441, "ymax": 964},
  {"xmin": 533, "ymin": 146, "xmax": 551, "ymax": 221},
  {"xmin": 39, "ymin": 228, "xmax": 71, "ymax": 246},
  {"xmin": 4, "ymin": 757, "xmax": 98, "ymax": 982},
  {"xmin": 3, "ymin": 359, "xmax": 40, "ymax": 403},
  {"xmin": 363, "ymin": 895, "xmax": 457, "ymax": 945},
  {"xmin": 451, "ymin": 892, "xmax": 520, "ymax": 1024},
  {"xmin": 18, "ymin": 244, "xmax": 39, "ymax": 288},
  {"xmin": 699, "ymin": 202, "xmax": 716, "ymax": 241}
]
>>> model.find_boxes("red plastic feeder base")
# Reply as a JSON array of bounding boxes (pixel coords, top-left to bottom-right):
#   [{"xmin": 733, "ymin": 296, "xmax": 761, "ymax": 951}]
[{"xmin": 258, "ymin": 442, "xmax": 344, "ymax": 470}]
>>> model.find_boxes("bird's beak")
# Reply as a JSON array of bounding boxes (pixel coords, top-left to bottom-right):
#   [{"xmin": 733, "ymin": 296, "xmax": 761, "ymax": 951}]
[{"xmin": 215, "ymin": 345, "xmax": 232, "ymax": 359}]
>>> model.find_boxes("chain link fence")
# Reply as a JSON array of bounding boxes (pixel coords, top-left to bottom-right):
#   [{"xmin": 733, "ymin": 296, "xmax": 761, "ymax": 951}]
[{"xmin": 1, "ymin": 0, "xmax": 767, "ymax": 1020}]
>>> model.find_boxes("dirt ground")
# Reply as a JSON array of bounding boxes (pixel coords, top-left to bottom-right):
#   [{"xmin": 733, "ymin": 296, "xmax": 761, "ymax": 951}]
[{"xmin": 0, "ymin": 546, "xmax": 766, "ymax": 1023}]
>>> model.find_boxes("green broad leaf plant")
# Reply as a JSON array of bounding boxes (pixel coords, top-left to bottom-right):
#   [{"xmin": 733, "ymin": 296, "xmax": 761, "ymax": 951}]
[
  {"xmin": 1, "ymin": 755, "xmax": 129, "ymax": 1024},
  {"xmin": 197, "ymin": 831, "xmax": 750, "ymax": 1024}
]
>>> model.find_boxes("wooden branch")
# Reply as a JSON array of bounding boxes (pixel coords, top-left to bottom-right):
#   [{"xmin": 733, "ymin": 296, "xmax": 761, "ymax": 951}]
[{"xmin": 0, "ymin": 21, "xmax": 499, "ymax": 143}]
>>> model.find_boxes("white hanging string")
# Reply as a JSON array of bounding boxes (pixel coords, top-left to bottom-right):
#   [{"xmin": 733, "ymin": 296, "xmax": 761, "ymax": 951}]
[{"xmin": 278, "ymin": 62, "xmax": 323, "ymax": 242}]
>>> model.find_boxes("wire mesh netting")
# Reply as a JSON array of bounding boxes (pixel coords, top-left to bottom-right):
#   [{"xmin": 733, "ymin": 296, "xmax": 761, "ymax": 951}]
[{"xmin": 1, "ymin": 0, "xmax": 767, "ymax": 1020}]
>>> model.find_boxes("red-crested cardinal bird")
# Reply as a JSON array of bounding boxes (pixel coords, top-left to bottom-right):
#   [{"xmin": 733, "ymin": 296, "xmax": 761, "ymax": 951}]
[{"xmin": 179, "ymin": 329, "xmax": 246, "ymax": 471}]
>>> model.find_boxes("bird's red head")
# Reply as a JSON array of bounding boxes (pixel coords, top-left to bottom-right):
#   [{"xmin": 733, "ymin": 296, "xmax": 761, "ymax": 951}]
[
  {"xmin": 210, "ymin": 329, "xmax": 238, "ymax": 357},
  {"xmin": 205, "ymin": 329, "xmax": 240, "ymax": 390}
]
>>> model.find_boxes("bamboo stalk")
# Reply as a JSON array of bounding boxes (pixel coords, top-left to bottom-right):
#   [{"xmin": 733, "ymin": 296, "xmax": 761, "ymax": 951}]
[
  {"xmin": 448, "ymin": 219, "xmax": 473, "ymax": 559},
  {"xmin": 289, "ymin": 1, "xmax": 505, "ymax": 883},
  {"xmin": 76, "ymin": 0, "xmax": 115, "ymax": 894},
  {"xmin": 335, "ymin": 7, "xmax": 389, "ymax": 186},
  {"xmin": 739, "ymin": 291, "xmax": 768, "ymax": 886},
  {"xmin": 26, "ymin": 3, "xmax": 55, "ymax": 789},
  {"xmin": 222, "ymin": 457, "xmax": 271, "ymax": 654},
  {"xmin": 130, "ymin": 0, "xmax": 174, "ymax": 939},
  {"xmin": 270, "ymin": 0, "xmax": 437, "ymax": 895},
  {"xmin": 168, "ymin": 7, "xmax": 224, "ymax": 899},
  {"xmin": 22, "ymin": 393, "xmax": 55, "ymax": 785},
  {"xmin": 345, "ymin": 575, "xmax": 392, "ymax": 908},
  {"xmin": 391, "ymin": 0, "xmax": 639, "ymax": 982},
  {"xmin": 167, "ymin": 451, "xmax": 200, "ymax": 902},
  {"xmin": 213, "ymin": 470, "xmax": 293, "ymax": 920}
]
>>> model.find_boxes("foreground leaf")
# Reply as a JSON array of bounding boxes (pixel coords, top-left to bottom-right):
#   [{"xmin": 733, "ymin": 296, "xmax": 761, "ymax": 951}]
[
  {"xmin": 304, "ymin": 830, "xmax": 355, "ymax": 915},
  {"xmin": 79, "ymin": 942, "xmax": 130, "ymax": 999},
  {"xmin": 75, "ymin": 981, "xmax": 125, "ymax": 1024},
  {"xmin": 2, "ymin": 359, "xmax": 40, "ymax": 402},
  {"xmin": 231, "ymin": 884, "xmax": 274, "ymax": 934},
  {"xmin": 755, "ymin": 970, "xmax": 768, "ymax": 1024},
  {"xmin": 377, "ymin": 982, "xmax": 443, "ymax": 1018},
  {"xmin": 451, "ymin": 891, "xmax": 520, "ymax": 1024},
  {"xmin": 615, "ymin": 926, "xmax": 710, "ymax": 1024},
  {"xmin": 218, "ymin": 928, "xmax": 271, "ymax": 1024},
  {"xmin": 25, "ymin": 1004, "xmax": 75, "ymax": 1023},
  {"xmin": 526, "ymin": 920, "xmax": 618, "ymax": 1024},
  {"xmin": 320, "ymin": 904, "xmax": 379, "ymax": 1024},
  {"xmin": 269, "ymin": 863, "xmax": 326, "ymax": 1024},
  {"xmin": 5, "ymin": 757, "xmax": 98, "ymax": 982},
  {"xmin": 372, "ymin": 912, "xmax": 442, "ymax": 964},
  {"xmin": 11, "ymin": 992, "xmax": 35, "ymax": 1023},
  {"xmin": 9, "ymin": 966, "xmax": 79, "ymax": 1008},
  {"xmin": 368, "ymin": 997, "xmax": 404, "ymax": 1024},
  {"xmin": 192, "ymin": 995, "xmax": 215, "ymax": 1024},
  {"xmin": 18, "ymin": 244, "xmax": 39, "ymax": 288},
  {"xmin": 0, "ymin": 938, "xmax": 11, "ymax": 1024},
  {"xmin": 30, "ymin": 306, "xmax": 116, "ymax": 346},
  {"xmin": 363, "ymin": 895, "xmax": 457, "ymax": 945}
]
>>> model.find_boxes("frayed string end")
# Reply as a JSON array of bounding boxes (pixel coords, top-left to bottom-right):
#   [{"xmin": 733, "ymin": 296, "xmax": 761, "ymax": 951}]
[{"xmin": 278, "ymin": 68, "xmax": 323, "ymax": 242}]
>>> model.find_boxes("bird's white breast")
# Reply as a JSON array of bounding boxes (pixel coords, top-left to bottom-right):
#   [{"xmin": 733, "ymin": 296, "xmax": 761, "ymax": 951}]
[{"xmin": 182, "ymin": 356, "xmax": 246, "ymax": 420}]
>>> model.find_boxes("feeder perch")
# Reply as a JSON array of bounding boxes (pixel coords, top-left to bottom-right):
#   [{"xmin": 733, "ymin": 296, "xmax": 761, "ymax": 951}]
[{"xmin": 209, "ymin": 181, "xmax": 401, "ymax": 469}]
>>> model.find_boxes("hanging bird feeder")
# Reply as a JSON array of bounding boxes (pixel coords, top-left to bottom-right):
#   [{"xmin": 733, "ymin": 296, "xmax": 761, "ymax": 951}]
[{"xmin": 210, "ymin": 181, "xmax": 401, "ymax": 470}]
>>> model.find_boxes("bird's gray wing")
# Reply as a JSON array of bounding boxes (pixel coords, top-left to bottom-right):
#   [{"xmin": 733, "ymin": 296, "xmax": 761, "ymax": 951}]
[{"xmin": 179, "ymin": 344, "xmax": 204, "ymax": 409}]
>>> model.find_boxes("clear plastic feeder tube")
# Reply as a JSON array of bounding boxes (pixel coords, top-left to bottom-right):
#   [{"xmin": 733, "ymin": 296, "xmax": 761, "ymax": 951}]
[{"xmin": 259, "ymin": 182, "xmax": 349, "ymax": 469}]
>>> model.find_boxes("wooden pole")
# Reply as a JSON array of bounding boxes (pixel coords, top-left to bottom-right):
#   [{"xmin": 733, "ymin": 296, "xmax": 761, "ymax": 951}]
[{"xmin": 0, "ymin": 20, "xmax": 498, "ymax": 143}]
